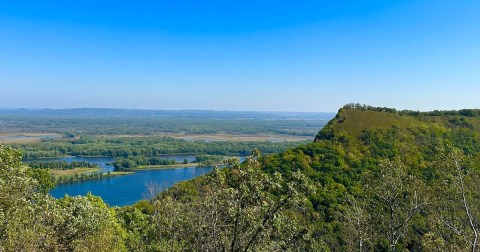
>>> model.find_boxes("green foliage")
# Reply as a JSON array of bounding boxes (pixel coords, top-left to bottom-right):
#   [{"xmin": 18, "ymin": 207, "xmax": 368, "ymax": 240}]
[
  {"xmin": 16, "ymin": 135, "xmax": 308, "ymax": 159},
  {"xmin": 0, "ymin": 145, "xmax": 127, "ymax": 251},
  {"xmin": 113, "ymin": 156, "xmax": 177, "ymax": 169},
  {"xmin": 148, "ymin": 155, "xmax": 321, "ymax": 251},
  {"xmin": 262, "ymin": 106, "xmax": 480, "ymax": 250},
  {"xmin": 342, "ymin": 103, "xmax": 480, "ymax": 118},
  {"xmin": 54, "ymin": 171, "xmax": 121, "ymax": 184},
  {"xmin": 0, "ymin": 145, "xmax": 45, "ymax": 250},
  {"xmin": 193, "ymin": 154, "xmax": 225, "ymax": 166},
  {"xmin": 426, "ymin": 147, "xmax": 480, "ymax": 251},
  {"xmin": 26, "ymin": 168, "xmax": 56, "ymax": 192},
  {"xmin": 57, "ymin": 193, "xmax": 127, "ymax": 251},
  {"xmin": 113, "ymin": 157, "xmax": 138, "ymax": 169},
  {"xmin": 115, "ymin": 205, "xmax": 154, "ymax": 251}
]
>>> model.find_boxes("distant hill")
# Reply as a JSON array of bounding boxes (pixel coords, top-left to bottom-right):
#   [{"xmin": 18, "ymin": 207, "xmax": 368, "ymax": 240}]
[
  {"xmin": 0, "ymin": 108, "xmax": 335, "ymax": 120},
  {"xmin": 0, "ymin": 108, "xmax": 334, "ymax": 136}
]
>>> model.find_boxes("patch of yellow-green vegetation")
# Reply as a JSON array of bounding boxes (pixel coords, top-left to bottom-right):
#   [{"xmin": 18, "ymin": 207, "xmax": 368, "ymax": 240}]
[
  {"xmin": 466, "ymin": 118, "xmax": 480, "ymax": 131},
  {"xmin": 423, "ymin": 115, "xmax": 480, "ymax": 133},
  {"xmin": 326, "ymin": 108, "xmax": 480, "ymax": 139},
  {"xmin": 333, "ymin": 109, "xmax": 427, "ymax": 136},
  {"xmin": 49, "ymin": 167, "xmax": 101, "ymax": 177},
  {"xmin": 110, "ymin": 171, "xmax": 134, "ymax": 176}
]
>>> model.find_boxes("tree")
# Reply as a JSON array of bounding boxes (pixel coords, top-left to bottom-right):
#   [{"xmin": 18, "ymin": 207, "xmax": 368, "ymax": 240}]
[
  {"xmin": 0, "ymin": 145, "xmax": 127, "ymax": 251},
  {"xmin": 0, "ymin": 145, "xmax": 63, "ymax": 250},
  {"xmin": 366, "ymin": 158, "xmax": 425, "ymax": 251},
  {"xmin": 431, "ymin": 147, "xmax": 479, "ymax": 252},
  {"xmin": 150, "ymin": 150, "xmax": 321, "ymax": 251},
  {"xmin": 342, "ymin": 194, "xmax": 373, "ymax": 251},
  {"xmin": 57, "ymin": 193, "xmax": 127, "ymax": 251}
]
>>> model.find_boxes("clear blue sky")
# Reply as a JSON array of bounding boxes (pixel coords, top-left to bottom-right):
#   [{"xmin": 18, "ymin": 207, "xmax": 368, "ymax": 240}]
[{"xmin": 1, "ymin": 1, "xmax": 479, "ymax": 112}]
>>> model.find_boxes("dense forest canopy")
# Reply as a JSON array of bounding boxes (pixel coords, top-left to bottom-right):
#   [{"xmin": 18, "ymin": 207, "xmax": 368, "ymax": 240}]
[
  {"xmin": 14, "ymin": 136, "xmax": 309, "ymax": 159},
  {"xmin": 1, "ymin": 105, "xmax": 480, "ymax": 251}
]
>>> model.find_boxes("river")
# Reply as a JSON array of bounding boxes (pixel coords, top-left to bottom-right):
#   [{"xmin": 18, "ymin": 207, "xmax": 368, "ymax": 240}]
[{"xmin": 45, "ymin": 155, "xmax": 243, "ymax": 206}]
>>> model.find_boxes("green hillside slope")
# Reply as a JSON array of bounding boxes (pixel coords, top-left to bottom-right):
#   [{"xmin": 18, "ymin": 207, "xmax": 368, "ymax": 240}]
[
  {"xmin": 259, "ymin": 104, "xmax": 480, "ymax": 251},
  {"xmin": 317, "ymin": 104, "xmax": 480, "ymax": 140}
]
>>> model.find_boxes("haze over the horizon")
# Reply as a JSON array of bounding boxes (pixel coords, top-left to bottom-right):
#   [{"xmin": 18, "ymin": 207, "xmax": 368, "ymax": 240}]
[{"xmin": 1, "ymin": 1, "xmax": 479, "ymax": 112}]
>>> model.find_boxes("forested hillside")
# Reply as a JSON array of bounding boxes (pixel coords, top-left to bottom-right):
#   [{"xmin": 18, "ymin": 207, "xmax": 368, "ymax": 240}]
[
  {"xmin": 1, "ymin": 105, "xmax": 480, "ymax": 251},
  {"xmin": 260, "ymin": 105, "xmax": 480, "ymax": 251}
]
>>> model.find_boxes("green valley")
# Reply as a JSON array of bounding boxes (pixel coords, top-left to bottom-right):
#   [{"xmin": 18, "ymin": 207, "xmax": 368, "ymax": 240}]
[{"xmin": 1, "ymin": 105, "xmax": 480, "ymax": 251}]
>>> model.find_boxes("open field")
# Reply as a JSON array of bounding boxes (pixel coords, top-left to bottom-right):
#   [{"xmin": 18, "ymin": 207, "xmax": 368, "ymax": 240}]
[
  {"xmin": 167, "ymin": 133, "xmax": 311, "ymax": 142},
  {"xmin": 0, "ymin": 133, "xmax": 63, "ymax": 144},
  {"xmin": 50, "ymin": 168, "xmax": 133, "ymax": 178},
  {"xmin": 49, "ymin": 167, "xmax": 101, "ymax": 176}
]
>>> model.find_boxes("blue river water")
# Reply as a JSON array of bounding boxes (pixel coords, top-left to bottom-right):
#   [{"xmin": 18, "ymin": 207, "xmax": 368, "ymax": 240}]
[{"xmin": 47, "ymin": 155, "xmax": 241, "ymax": 206}]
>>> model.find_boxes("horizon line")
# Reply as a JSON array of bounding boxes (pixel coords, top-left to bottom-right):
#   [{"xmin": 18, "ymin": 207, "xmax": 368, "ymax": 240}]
[{"xmin": 0, "ymin": 107, "xmax": 336, "ymax": 114}]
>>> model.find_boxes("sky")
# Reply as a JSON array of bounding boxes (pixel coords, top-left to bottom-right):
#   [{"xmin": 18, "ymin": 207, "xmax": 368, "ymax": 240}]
[{"xmin": 0, "ymin": 0, "xmax": 479, "ymax": 112}]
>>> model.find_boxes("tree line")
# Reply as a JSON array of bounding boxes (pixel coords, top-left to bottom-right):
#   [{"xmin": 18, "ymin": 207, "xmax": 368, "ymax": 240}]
[
  {"xmin": 112, "ymin": 156, "xmax": 177, "ymax": 170},
  {"xmin": 54, "ymin": 171, "xmax": 119, "ymax": 184},
  {"xmin": 15, "ymin": 136, "xmax": 307, "ymax": 159},
  {"xmin": 343, "ymin": 103, "xmax": 480, "ymax": 117},
  {"xmin": 112, "ymin": 154, "xmax": 226, "ymax": 170}
]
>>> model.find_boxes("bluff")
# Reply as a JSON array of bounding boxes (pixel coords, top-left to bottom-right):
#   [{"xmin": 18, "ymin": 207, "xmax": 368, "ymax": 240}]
[
  {"xmin": 316, "ymin": 104, "xmax": 480, "ymax": 140},
  {"xmin": 258, "ymin": 104, "xmax": 480, "ymax": 251}
]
